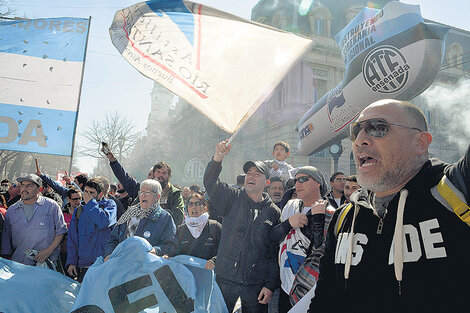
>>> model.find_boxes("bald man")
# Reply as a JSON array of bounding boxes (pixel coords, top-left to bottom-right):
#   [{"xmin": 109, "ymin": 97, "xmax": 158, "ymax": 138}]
[{"xmin": 309, "ymin": 99, "xmax": 470, "ymax": 313}]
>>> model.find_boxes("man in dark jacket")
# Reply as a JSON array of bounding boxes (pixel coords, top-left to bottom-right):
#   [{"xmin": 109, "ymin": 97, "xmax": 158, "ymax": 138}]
[
  {"xmin": 104, "ymin": 150, "xmax": 184, "ymax": 226},
  {"xmin": 204, "ymin": 140, "xmax": 289, "ymax": 313},
  {"xmin": 309, "ymin": 99, "xmax": 470, "ymax": 313}
]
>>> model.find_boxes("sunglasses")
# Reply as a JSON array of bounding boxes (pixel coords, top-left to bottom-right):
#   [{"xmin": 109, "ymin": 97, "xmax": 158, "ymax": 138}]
[
  {"xmin": 188, "ymin": 201, "xmax": 204, "ymax": 207},
  {"xmin": 69, "ymin": 197, "xmax": 81, "ymax": 201},
  {"xmin": 294, "ymin": 176, "xmax": 311, "ymax": 184},
  {"xmin": 350, "ymin": 118, "xmax": 422, "ymax": 141}
]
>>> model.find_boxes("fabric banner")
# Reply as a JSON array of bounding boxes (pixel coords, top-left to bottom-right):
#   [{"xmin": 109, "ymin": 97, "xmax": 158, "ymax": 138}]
[
  {"xmin": 0, "ymin": 18, "xmax": 89, "ymax": 156},
  {"xmin": 110, "ymin": 0, "xmax": 312, "ymax": 134},
  {"xmin": 0, "ymin": 258, "xmax": 80, "ymax": 313},
  {"xmin": 70, "ymin": 236, "xmax": 228, "ymax": 312}
]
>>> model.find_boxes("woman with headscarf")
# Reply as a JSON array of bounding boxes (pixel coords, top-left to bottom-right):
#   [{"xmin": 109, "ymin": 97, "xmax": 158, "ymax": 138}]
[
  {"xmin": 172, "ymin": 192, "xmax": 221, "ymax": 270},
  {"xmin": 103, "ymin": 179, "xmax": 177, "ymax": 260}
]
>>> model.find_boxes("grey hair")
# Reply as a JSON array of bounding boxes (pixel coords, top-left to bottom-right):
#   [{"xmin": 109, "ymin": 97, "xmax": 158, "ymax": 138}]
[{"xmin": 140, "ymin": 179, "xmax": 162, "ymax": 197}]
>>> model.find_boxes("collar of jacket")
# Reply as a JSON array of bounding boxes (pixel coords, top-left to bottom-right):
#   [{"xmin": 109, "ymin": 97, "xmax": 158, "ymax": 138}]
[
  {"xmin": 15, "ymin": 195, "xmax": 45, "ymax": 209},
  {"xmin": 145, "ymin": 205, "xmax": 164, "ymax": 222}
]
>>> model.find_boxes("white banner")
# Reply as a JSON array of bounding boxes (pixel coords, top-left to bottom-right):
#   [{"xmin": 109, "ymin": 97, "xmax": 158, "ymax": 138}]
[{"xmin": 110, "ymin": 0, "xmax": 312, "ymax": 134}]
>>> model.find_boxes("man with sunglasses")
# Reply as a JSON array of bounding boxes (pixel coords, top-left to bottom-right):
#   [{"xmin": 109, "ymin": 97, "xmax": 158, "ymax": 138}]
[
  {"xmin": 309, "ymin": 99, "xmax": 470, "ymax": 313},
  {"xmin": 277, "ymin": 166, "xmax": 335, "ymax": 312}
]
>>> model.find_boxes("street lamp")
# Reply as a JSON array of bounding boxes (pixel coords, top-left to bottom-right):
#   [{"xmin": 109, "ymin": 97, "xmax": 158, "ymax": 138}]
[{"xmin": 329, "ymin": 142, "xmax": 343, "ymax": 173}]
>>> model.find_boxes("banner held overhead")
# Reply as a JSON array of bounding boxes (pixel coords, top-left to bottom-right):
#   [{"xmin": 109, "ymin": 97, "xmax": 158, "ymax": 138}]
[{"xmin": 110, "ymin": 0, "xmax": 313, "ymax": 134}]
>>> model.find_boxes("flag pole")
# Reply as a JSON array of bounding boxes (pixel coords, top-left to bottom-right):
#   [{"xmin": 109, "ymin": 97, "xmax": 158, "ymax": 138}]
[{"xmin": 69, "ymin": 16, "xmax": 92, "ymax": 174}]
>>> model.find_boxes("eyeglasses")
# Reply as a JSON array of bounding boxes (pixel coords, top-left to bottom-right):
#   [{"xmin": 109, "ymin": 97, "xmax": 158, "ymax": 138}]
[
  {"xmin": 69, "ymin": 197, "xmax": 81, "ymax": 201},
  {"xmin": 188, "ymin": 201, "xmax": 204, "ymax": 207},
  {"xmin": 138, "ymin": 190, "xmax": 156, "ymax": 196},
  {"xmin": 350, "ymin": 118, "xmax": 422, "ymax": 141},
  {"xmin": 294, "ymin": 176, "xmax": 311, "ymax": 184}
]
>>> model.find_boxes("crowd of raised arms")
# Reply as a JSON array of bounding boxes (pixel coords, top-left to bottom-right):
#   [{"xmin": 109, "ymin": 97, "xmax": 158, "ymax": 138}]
[{"xmin": 0, "ymin": 99, "xmax": 469, "ymax": 313}]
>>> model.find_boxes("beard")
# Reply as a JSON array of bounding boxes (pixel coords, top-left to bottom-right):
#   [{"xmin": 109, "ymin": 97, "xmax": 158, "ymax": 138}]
[{"xmin": 357, "ymin": 154, "xmax": 421, "ymax": 194}]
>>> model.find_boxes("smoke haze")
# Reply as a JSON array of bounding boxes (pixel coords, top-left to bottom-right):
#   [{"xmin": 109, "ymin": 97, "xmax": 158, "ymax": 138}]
[{"xmin": 421, "ymin": 79, "xmax": 470, "ymax": 152}]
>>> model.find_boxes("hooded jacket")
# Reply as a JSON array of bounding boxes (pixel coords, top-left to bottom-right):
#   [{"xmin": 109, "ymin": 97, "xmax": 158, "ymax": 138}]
[
  {"xmin": 204, "ymin": 159, "xmax": 285, "ymax": 291},
  {"xmin": 310, "ymin": 145, "xmax": 470, "ymax": 313},
  {"xmin": 66, "ymin": 198, "xmax": 117, "ymax": 268}
]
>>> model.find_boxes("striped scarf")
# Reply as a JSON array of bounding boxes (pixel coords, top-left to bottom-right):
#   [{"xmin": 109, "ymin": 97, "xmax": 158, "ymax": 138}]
[{"xmin": 116, "ymin": 202, "xmax": 159, "ymax": 226}]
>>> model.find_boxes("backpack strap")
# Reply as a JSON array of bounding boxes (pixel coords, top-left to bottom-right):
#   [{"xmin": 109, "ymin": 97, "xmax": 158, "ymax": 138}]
[
  {"xmin": 334, "ymin": 203, "xmax": 353, "ymax": 237},
  {"xmin": 75, "ymin": 205, "xmax": 83, "ymax": 220},
  {"xmin": 432, "ymin": 175, "xmax": 470, "ymax": 226}
]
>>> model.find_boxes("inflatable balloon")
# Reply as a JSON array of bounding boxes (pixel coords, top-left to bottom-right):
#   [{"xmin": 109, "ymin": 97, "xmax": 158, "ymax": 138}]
[{"xmin": 296, "ymin": 2, "xmax": 448, "ymax": 155}]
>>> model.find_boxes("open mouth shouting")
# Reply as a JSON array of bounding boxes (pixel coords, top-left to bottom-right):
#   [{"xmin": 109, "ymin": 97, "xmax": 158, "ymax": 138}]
[{"xmin": 357, "ymin": 153, "xmax": 379, "ymax": 170}]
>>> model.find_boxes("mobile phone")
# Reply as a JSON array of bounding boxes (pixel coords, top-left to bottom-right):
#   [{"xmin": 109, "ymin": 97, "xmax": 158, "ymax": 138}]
[{"xmin": 101, "ymin": 141, "xmax": 110, "ymax": 155}]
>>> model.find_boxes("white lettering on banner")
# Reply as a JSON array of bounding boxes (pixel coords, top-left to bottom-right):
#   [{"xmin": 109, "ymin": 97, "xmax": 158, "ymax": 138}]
[
  {"xmin": 0, "ymin": 116, "xmax": 17, "ymax": 143},
  {"xmin": 0, "ymin": 117, "xmax": 47, "ymax": 147},
  {"xmin": 335, "ymin": 232, "xmax": 368, "ymax": 265}
]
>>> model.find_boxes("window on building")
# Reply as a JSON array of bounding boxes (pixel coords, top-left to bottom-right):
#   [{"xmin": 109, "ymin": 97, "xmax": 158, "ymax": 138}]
[
  {"xmin": 448, "ymin": 42, "xmax": 463, "ymax": 70},
  {"xmin": 313, "ymin": 78, "xmax": 327, "ymax": 101},
  {"xmin": 308, "ymin": 6, "xmax": 332, "ymax": 37},
  {"xmin": 315, "ymin": 19, "xmax": 326, "ymax": 36}
]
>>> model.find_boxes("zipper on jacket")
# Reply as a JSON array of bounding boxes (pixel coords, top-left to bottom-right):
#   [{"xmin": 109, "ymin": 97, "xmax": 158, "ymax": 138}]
[{"xmin": 376, "ymin": 218, "xmax": 384, "ymax": 234}]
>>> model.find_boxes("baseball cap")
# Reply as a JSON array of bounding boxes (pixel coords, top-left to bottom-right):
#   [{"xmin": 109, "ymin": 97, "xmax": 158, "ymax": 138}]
[
  {"xmin": 295, "ymin": 166, "xmax": 328, "ymax": 197},
  {"xmin": 243, "ymin": 161, "xmax": 270, "ymax": 179},
  {"xmin": 17, "ymin": 174, "xmax": 43, "ymax": 187}
]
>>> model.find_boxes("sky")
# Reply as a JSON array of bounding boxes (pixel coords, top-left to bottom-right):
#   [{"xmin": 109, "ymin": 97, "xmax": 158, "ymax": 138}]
[{"xmin": 4, "ymin": 0, "xmax": 470, "ymax": 173}]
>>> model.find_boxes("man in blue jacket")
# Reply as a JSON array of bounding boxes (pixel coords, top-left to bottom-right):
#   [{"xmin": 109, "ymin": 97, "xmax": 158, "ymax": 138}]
[{"xmin": 66, "ymin": 178, "xmax": 117, "ymax": 282}]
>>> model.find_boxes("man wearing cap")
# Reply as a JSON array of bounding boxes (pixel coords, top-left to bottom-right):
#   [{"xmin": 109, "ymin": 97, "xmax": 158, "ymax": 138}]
[
  {"xmin": 276, "ymin": 166, "xmax": 335, "ymax": 312},
  {"xmin": 1, "ymin": 174, "xmax": 67, "ymax": 267},
  {"xmin": 204, "ymin": 140, "xmax": 287, "ymax": 313}
]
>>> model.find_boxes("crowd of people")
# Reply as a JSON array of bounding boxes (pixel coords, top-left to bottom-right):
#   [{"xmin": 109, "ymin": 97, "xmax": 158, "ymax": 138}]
[{"xmin": 0, "ymin": 99, "xmax": 469, "ymax": 313}]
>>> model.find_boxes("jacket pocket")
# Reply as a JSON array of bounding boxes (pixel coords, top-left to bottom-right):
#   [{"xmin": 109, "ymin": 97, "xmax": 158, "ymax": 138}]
[{"xmin": 216, "ymin": 254, "xmax": 240, "ymax": 278}]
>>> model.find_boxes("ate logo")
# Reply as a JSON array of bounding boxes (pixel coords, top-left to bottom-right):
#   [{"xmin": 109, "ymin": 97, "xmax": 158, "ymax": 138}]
[
  {"xmin": 362, "ymin": 45, "xmax": 410, "ymax": 94},
  {"xmin": 335, "ymin": 218, "xmax": 447, "ymax": 266}
]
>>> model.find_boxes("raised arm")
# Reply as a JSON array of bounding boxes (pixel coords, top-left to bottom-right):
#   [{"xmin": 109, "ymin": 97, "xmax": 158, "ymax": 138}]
[{"xmin": 105, "ymin": 150, "xmax": 141, "ymax": 199}]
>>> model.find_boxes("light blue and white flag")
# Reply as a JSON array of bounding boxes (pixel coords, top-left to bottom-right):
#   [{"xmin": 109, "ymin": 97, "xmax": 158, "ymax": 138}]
[
  {"xmin": 71, "ymin": 236, "xmax": 228, "ymax": 313},
  {"xmin": 0, "ymin": 258, "xmax": 80, "ymax": 313},
  {"xmin": 0, "ymin": 18, "xmax": 89, "ymax": 156}
]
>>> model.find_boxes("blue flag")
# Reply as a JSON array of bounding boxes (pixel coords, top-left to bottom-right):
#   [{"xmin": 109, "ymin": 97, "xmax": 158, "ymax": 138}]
[
  {"xmin": 70, "ymin": 236, "xmax": 228, "ymax": 313},
  {"xmin": 0, "ymin": 18, "xmax": 89, "ymax": 156},
  {"xmin": 0, "ymin": 258, "xmax": 80, "ymax": 312}
]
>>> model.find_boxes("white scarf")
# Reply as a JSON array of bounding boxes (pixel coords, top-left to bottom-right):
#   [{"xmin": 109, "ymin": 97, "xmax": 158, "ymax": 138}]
[{"xmin": 185, "ymin": 212, "xmax": 209, "ymax": 238}]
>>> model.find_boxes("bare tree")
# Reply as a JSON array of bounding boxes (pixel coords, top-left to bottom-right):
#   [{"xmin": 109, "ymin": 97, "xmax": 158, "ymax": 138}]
[
  {"xmin": 80, "ymin": 112, "xmax": 141, "ymax": 162},
  {"xmin": 0, "ymin": 0, "xmax": 15, "ymax": 19}
]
